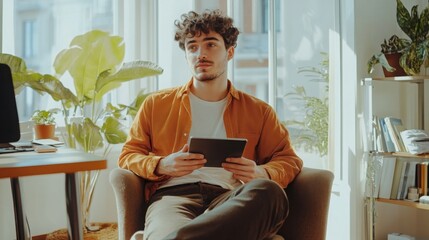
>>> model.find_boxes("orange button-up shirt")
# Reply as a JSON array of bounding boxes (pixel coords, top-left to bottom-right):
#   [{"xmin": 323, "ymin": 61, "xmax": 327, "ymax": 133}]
[{"xmin": 119, "ymin": 79, "xmax": 303, "ymax": 200}]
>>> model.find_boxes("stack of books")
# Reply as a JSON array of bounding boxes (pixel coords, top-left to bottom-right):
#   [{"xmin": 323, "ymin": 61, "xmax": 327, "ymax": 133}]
[
  {"xmin": 371, "ymin": 156, "xmax": 429, "ymax": 200},
  {"xmin": 400, "ymin": 129, "xmax": 429, "ymax": 155},
  {"xmin": 372, "ymin": 116, "xmax": 429, "ymax": 155},
  {"xmin": 369, "ymin": 116, "xmax": 429, "ymax": 200}
]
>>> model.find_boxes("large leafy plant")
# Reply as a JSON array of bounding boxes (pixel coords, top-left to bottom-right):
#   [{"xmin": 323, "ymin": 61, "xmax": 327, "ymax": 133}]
[
  {"xmin": 367, "ymin": 0, "xmax": 429, "ymax": 75},
  {"xmin": 0, "ymin": 30, "xmax": 163, "ymax": 230}
]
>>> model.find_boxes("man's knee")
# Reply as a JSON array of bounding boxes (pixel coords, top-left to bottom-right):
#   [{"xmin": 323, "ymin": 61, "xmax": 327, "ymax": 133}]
[
  {"xmin": 245, "ymin": 179, "xmax": 289, "ymax": 215},
  {"xmin": 247, "ymin": 179, "xmax": 286, "ymax": 196}
]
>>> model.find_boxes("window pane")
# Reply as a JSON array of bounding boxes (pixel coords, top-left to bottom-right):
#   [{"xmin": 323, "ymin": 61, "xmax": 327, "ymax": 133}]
[
  {"xmin": 278, "ymin": 0, "xmax": 337, "ymax": 170},
  {"xmin": 8, "ymin": 0, "xmax": 113, "ymax": 122},
  {"xmin": 232, "ymin": 0, "xmax": 269, "ymax": 101}
]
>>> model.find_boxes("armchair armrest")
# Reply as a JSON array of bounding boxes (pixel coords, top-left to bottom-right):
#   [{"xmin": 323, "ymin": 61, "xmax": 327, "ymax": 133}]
[
  {"xmin": 109, "ymin": 168, "xmax": 147, "ymax": 240},
  {"xmin": 278, "ymin": 167, "xmax": 334, "ymax": 240}
]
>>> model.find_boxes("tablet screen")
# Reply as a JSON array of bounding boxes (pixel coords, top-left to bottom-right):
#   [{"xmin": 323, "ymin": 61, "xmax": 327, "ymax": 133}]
[{"xmin": 188, "ymin": 137, "xmax": 247, "ymax": 167}]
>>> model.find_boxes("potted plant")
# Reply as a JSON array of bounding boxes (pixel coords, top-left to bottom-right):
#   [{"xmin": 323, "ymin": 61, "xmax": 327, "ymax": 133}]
[
  {"xmin": 367, "ymin": 0, "xmax": 429, "ymax": 76},
  {"xmin": 367, "ymin": 35, "xmax": 409, "ymax": 77},
  {"xmin": 31, "ymin": 109, "xmax": 60, "ymax": 139},
  {"xmin": 0, "ymin": 30, "xmax": 163, "ymax": 231}
]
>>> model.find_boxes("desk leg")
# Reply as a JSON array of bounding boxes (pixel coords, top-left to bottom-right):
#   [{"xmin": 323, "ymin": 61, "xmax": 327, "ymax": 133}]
[
  {"xmin": 10, "ymin": 178, "xmax": 31, "ymax": 240},
  {"xmin": 66, "ymin": 173, "xmax": 83, "ymax": 240}
]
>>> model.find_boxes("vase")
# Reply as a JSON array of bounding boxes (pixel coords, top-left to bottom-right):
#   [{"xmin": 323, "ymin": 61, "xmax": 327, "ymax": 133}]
[
  {"xmin": 34, "ymin": 124, "xmax": 55, "ymax": 139},
  {"xmin": 383, "ymin": 53, "xmax": 407, "ymax": 77}
]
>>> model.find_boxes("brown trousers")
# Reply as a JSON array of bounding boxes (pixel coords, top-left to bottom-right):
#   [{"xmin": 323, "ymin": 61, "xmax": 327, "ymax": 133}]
[{"xmin": 143, "ymin": 179, "xmax": 288, "ymax": 240}]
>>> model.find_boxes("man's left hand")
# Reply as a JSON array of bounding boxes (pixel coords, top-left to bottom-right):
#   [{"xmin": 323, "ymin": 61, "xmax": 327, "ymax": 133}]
[{"xmin": 222, "ymin": 157, "xmax": 269, "ymax": 183}]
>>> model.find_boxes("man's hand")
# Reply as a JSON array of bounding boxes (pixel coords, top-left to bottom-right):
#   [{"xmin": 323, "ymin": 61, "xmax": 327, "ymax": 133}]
[
  {"xmin": 155, "ymin": 144, "xmax": 206, "ymax": 177},
  {"xmin": 222, "ymin": 157, "xmax": 269, "ymax": 183}
]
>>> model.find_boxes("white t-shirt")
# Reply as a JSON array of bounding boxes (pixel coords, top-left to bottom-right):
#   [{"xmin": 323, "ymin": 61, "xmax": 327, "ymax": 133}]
[{"xmin": 159, "ymin": 92, "xmax": 242, "ymax": 190}]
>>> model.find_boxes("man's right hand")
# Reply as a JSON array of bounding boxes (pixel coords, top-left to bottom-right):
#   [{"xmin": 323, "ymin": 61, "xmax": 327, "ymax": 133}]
[{"xmin": 155, "ymin": 144, "xmax": 206, "ymax": 177}]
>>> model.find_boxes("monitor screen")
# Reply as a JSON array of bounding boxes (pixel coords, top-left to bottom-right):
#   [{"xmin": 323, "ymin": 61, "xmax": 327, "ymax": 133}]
[{"xmin": 0, "ymin": 63, "xmax": 20, "ymax": 144}]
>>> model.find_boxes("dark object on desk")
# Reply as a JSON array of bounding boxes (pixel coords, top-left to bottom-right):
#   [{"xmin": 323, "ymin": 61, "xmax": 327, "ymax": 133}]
[
  {"xmin": 0, "ymin": 63, "xmax": 21, "ymax": 152},
  {"xmin": 188, "ymin": 137, "xmax": 247, "ymax": 167},
  {"xmin": 0, "ymin": 142, "xmax": 34, "ymax": 154}
]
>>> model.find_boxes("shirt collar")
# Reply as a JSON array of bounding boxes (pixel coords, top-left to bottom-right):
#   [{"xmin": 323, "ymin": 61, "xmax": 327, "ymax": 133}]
[{"xmin": 177, "ymin": 78, "xmax": 240, "ymax": 100}]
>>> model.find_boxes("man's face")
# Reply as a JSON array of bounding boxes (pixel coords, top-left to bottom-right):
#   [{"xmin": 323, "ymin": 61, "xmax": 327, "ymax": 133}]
[{"xmin": 184, "ymin": 31, "xmax": 234, "ymax": 82}]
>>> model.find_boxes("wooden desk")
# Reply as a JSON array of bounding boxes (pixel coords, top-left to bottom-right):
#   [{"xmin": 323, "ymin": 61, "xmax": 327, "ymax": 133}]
[{"xmin": 0, "ymin": 147, "xmax": 107, "ymax": 240}]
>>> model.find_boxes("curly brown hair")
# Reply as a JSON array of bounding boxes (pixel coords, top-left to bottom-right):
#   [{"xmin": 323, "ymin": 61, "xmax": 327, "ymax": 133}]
[{"xmin": 174, "ymin": 10, "xmax": 240, "ymax": 51}]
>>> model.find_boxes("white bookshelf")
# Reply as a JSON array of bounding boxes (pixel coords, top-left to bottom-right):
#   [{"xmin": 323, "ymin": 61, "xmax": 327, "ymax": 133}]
[{"xmin": 362, "ymin": 76, "xmax": 429, "ymax": 240}]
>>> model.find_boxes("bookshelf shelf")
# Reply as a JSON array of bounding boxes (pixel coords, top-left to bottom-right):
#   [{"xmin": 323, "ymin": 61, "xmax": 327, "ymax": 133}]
[
  {"xmin": 362, "ymin": 76, "xmax": 428, "ymax": 84},
  {"xmin": 370, "ymin": 151, "xmax": 429, "ymax": 159},
  {"xmin": 363, "ymin": 76, "xmax": 429, "ymax": 240},
  {"xmin": 376, "ymin": 198, "xmax": 429, "ymax": 211}
]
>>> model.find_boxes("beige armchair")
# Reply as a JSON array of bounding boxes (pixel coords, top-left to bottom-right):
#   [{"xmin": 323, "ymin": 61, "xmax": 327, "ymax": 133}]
[{"xmin": 109, "ymin": 167, "xmax": 334, "ymax": 240}]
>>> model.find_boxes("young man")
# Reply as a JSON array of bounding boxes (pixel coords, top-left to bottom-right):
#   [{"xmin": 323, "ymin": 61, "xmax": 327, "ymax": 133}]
[{"xmin": 119, "ymin": 10, "xmax": 303, "ymax": 240}]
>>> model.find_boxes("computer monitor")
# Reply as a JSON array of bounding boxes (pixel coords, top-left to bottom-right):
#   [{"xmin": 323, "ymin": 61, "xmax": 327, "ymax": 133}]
[{"xmin": 0, "ymin": 63, "xmax": 20, "ymax": 145}]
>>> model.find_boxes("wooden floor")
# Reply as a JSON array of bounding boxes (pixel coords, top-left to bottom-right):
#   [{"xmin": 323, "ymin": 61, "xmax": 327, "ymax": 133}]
[{"xmin": 32, "ymin": 223, "xmax": 117, "ymax": 240}]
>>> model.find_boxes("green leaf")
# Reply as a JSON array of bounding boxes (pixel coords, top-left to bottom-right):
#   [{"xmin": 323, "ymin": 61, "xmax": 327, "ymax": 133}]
[
  {"xmin": 0, "ymin": 54, "xmax": 45, "ymax": 93},
  {"xmin": 53, "ymin": 46, "xmax": 82, "ymax": 76},
  {"xmin": 94, "ymin": 61, "xmax": 163, "ymax": 101},
  {"xmin": 0, "ymin": 54, "xmax": 27, "ymax": 72},
  {"xmin": 397, "ymin": 0, "xmax": 413, "ymax": 39},
  {"xmin": 58, "ymin": 30, "xmax": 125, "ymax": 101},
  {"xmin": 104, "ymin": 103, "xmax": 126, "ymax": 119},
  {"xmin": 127, "ymin": 91, "xmax": 151, "ymax": 118},
  {"xmin": 12, "ymin": 72, "xmax": 44, "ymax": 94},
  {"xmin": 72, "ymin": 118, "xmax": 104, "ymax": 152},
  {"xmin": 29, "ymin": 74, "xmax": 79, "ymax": 105},
  {"xmin": 367, "ymin": 53, "xmax": 396, "ymax": 74},
  {"xmin": 101, "ymin": 116, "xmax": 128, "ymax": 144}
]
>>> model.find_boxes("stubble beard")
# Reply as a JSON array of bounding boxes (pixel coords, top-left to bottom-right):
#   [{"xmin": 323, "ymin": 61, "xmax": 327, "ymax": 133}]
[{"xmin": 194, "ymin": 69, "xmax": 226, "ymax": 82}]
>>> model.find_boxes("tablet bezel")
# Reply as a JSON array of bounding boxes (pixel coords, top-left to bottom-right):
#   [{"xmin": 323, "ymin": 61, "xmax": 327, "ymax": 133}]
[{"xmin": 188, "ymin": 137, "xmax": 247, "ymax": 167}]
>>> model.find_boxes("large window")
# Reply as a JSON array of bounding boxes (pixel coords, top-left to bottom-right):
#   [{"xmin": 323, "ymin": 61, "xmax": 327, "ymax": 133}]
[{"xmin": 5, "ymin": 0, "xmax": 338, "ymax": 172}]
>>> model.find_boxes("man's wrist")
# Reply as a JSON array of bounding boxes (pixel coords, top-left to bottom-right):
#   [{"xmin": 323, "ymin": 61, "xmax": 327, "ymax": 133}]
[{"xmin": 257, "ymin": 166, "xmax": 270, "ymax": 179}]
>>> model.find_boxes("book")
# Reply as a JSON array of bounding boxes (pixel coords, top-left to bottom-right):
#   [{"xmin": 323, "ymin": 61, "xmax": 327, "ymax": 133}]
[
  {"xmin": 396, "ymin": 161, "xmax": 419, "ymax": 199},
  {"xmin": 379, "ymin": 118, "xmax": 396, "ymax": 152},
  {"xmin": 402, "ymin": 161, "xmax": 418, "ymax": 199},
  {"xmin": 384, "ymin": 117, "xmax": 407, "ymax": 152},
  {"xmin": 373, "ymin": 116, "xmax": 386, "ymax": 152},
  {"xmin": 390, "ymin": 157, "xmax": 420, "ymax": 199},
  {"xmin": 418, "ymin": 162, "xmax": 429, "ymax": 196},
  {"xmin": 389, "ymin": 157, "xmax": 405, "ymax": 199},
  {"xmin": 396, "ymin": 160, "xmax": 410, "ymax": 199},
  {"xmin": 378, "ymin": 156, "xmax": 397, "ymax": 199}
]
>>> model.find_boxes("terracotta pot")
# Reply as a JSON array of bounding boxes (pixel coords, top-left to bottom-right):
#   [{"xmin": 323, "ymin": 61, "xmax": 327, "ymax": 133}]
[
  {"xmin": 34, "ymin": 124, "xmax": 55, "ymax": 139},
  {"xmin": 383, "ymin": 53, "xmax": 407, "ymax": 77}
]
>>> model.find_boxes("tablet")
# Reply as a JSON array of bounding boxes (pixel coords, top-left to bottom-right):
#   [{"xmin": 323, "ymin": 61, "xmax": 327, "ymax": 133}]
[{"xmin": 188, "ymin": 137, "xmax": 247, "ymax": 167}]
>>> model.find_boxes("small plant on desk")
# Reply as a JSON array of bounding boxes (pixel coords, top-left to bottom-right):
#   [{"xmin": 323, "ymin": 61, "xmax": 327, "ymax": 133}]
[{"xmin": 31, "ymin": 108, "xmax": 60, "ymax": 139}]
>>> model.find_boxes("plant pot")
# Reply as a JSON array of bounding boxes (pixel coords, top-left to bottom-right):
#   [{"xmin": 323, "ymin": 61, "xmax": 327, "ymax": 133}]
[
  {"xmin": 383, "ymin": 53, "xmax": 407, "ymax": 77},
  {"xmin": 34, "ymin": 124, "xmax": 56, "ymax": 139}
]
